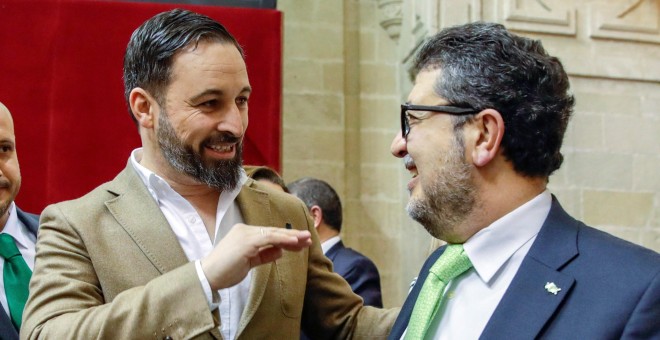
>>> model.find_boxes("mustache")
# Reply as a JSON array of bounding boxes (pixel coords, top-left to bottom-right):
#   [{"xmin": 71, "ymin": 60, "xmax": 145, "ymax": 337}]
[
  {"xmin": 0, "ymin": 179, "xmax": 10, "ymax": 189},
  {"xmin": 403, "ymin": 154, "xmax": 415, "ymax": 169}
]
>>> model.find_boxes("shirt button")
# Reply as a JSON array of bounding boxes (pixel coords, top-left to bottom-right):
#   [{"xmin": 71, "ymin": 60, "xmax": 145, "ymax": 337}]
[
  {"xmin": 188, "ymin": 216, "xmax": 197, "ymax": 224},
  {"xmin": 163, "ymin": 336, "xmax": 173, "ymax": 340}
]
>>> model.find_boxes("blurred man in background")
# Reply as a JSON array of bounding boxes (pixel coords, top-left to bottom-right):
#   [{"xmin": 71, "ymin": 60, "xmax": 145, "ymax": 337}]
[
  {"xmin": 288, "ymin": 177, "xmax": 383, "ymax": 307},
  {"xmin": 0, "ymin": 102, "xmax": 39, "ymax": 340}
]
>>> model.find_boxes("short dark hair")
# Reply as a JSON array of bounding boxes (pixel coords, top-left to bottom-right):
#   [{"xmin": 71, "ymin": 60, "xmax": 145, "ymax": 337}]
[
  {"xmin": 123, "ymin": 9, "xmax": 244, "ymax": 125},
  {"xmin": 414, "ymin": 22, "xmax": 574, "ymax": 177},
  {"xmin": 245, "ymin": 165, "xmax": 288, "ymax": 193},
  {"xmin": 287, "ymin": 178, "xmax": 343, "ymax": 232}
]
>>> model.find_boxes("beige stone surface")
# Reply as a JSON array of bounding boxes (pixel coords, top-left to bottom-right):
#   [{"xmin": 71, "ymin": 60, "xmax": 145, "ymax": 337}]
[
  {"xmin": 633, "ymin": 155, "xmax": 660, "ymax": 192},
  {"xmin": 584, "ymin": 190, "xmax": 654, "ymax": 227},
  {"xmin": 283, "ymin": 93, "xmax": 344, "ymax": 127},
  {"xmin": 564, "ymin": 151, "xmax": 634, "ymax": 190},
  {"xmin": 277, "ymin": 0, "xmax": 660, "ymax": 309}
]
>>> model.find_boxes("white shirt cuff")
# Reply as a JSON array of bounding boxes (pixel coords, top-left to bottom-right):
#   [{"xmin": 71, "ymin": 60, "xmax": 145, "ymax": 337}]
[{"xmin": 195, "ymin": 260, "xmax": 220, "ymax": 311}]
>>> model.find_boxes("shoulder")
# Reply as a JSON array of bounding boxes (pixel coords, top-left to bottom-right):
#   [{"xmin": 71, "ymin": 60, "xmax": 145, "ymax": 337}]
[
  {"xmin": 541, "ymin": 196, "xmax": 659, "ymax": 272},
  {"xmin": 549, "ymin": 215, "xmax": 660, "ymax": 292},
  {"xmin": 40, "ymin": 172, "xmax": 132, "ymax": 229},
  {"xmin": 45, "ymin": 180, "xmax": 118, "ymax": 214},
  {"xmin": 577, "ymin": 224, "xmax": 660, "ymax": 269},
  {"xmin": 334, "ymin": 246, "xmax": 379, "ymax": 271}
]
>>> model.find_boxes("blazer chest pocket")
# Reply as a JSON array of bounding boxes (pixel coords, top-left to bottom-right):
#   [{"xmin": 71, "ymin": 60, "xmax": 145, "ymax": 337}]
[{"xmin": 274, "ymin": 250, "xmax": 307, "ymax": 318}]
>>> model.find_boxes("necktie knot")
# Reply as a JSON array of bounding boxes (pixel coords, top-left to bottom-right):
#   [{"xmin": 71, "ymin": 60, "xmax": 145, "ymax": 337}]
[
  {"xmin": 428, "ymin": 243, "xmax": 472, "ymax": 283},
  {"xmin": 0, "ymin": 233, "xmax": 22, "ymax": 259}
]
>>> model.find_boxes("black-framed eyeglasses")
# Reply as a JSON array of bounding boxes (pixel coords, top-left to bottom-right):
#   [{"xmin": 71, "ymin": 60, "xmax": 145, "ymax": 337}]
[{"xmin": 400, "ymin": 104, "xmax": 478, "ymax": 139}]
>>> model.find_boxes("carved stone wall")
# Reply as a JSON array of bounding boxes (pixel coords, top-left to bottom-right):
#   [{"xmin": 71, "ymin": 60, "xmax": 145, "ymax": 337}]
[
  {"xmin": 278, "ymin": 0, "xmax": 659, "ymax": 308},
  {"xmin": 382, "ymin": 0, "xmax": 660, "ymax": 81},
  {"xmin": 374, "ymin": 0, "xmax": 659, "ymax": 303}
]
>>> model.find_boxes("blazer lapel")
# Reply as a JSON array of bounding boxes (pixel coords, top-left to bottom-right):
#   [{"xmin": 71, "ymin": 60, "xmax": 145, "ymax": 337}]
[
  {"xmin": 481, "ymin": 197, "xmax": 579, "ymax": 339},
  {"xmin": 235, "ymin": 181, "xmax": 275, "ymax": 337},
  {"xmin": 104, "ymin": 164, "xmax": 189, "ymax": 274},
  {"xmin": 388, "ymin": 246, "xmax": 445, "ymax": 340},
  {"xmin": 0, "ymin": 305, "xmax": 18, "ymax": 340},
  {"xmin": 16, "ymin": 207, "xmax": 39, "ymax": 237}
]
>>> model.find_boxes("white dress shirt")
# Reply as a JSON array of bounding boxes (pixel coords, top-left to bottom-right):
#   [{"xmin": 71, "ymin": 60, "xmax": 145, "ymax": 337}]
[
  {"xmin": 321, "ymin": 235, "xmax": 341, "ymax": 255},
  {"xmin": 0, "ymin": 202, "xmax": 37, "ymax": 317},
  {"xmin": 131, "ymin": 149, "xmax": 250, "ymax": 340},
  {"xmin": 403, "ymin": 190, "xmax": 552, "ymax": 340}
]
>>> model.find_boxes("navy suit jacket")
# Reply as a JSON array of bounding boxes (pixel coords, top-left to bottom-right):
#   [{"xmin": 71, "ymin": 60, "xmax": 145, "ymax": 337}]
[
  {"xmin": 389, "ymin": 197, "xmax": 660, "ymax": 339},
  {"xmin": 326, "ymin": 240, "xmax": 383, "ymax": 308},
  {"xmin": 0, "ymin": 207, "xmax": 39, "ymax": 340}
]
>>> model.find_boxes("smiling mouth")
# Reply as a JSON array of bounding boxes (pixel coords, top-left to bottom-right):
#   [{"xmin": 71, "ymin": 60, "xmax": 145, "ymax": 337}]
[{"xmin": 206, "ymin": 143, "xmax": 235, "ymax": 153}]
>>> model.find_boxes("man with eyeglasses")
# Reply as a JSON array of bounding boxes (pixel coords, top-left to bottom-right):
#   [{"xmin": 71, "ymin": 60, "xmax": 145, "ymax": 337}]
[{"xmin": 388, "ymin": 22, "xmax": 659, "ymax": 339}]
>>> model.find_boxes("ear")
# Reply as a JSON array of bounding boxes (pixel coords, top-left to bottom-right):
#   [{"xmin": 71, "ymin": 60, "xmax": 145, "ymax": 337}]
[
  {"xmin": 309, "ymin": 205, "xmax": 323, "ymax": 229},
  {"xmin": 470, "ymin": 109, "xmax": 505, "ymax": 167},
  {"xmin": 129, "ymin": 88, "xmax": 158, "ymax": 129}
]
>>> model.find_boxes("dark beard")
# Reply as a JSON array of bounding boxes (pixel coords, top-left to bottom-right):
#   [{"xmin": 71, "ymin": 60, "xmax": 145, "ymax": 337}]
[
  {"xmin": 0, "ymin": 201, "xmax": 9, "ymax": 222},
  {"xmin": 406, "ymin": 135, "xmax": 476, "ymax": 240},
  {"xmin": 157, "ymin": 110, "xmax": 243, "ymax": 192}
]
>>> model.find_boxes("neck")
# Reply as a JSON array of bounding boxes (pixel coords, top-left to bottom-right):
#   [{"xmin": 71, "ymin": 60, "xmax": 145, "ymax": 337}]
[
  {"xmin": 449, "ymin": 169, "xmax": 547, "ymax": 243},
  {"xmin": 316, "ymin": 224, "xmax": 339, "ymax": 243}
]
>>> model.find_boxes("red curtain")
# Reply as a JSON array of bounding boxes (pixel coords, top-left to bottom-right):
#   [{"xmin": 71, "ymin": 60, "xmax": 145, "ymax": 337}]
[{"xmin": 0, "ymin": 0, "xmax": 282, "ymax": 213}]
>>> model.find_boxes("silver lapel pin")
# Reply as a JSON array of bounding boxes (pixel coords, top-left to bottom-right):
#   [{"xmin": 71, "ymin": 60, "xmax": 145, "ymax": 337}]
[{"xmin": 545, "ymin": 282, "xmax": 561, "ymax": 295}]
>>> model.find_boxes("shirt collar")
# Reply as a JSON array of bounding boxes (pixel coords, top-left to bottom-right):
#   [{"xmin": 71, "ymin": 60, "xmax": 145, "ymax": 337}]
[
  {"xmin": 2, "ymin": 202, "xmax": 30, "ymax": 249},
  {"xmin": 129, "ymin": 148, "xmax": 248, "ymax": 204},
  {"xmin": 321, "ymin": 235, "xmax": 342, "ymax": 255},
  {"xmin": 463, "ymin": 190, "xmax": 552, "ymax": 284}
]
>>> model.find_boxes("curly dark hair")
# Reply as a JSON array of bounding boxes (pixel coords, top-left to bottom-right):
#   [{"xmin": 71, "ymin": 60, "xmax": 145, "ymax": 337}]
[
  {"xmin": 123, "ymin": 9, "xmax": 244, "ymax": 125},
  {"xmin": 413, "ymin": 22, "xmax": 574, "ymax": 177}
]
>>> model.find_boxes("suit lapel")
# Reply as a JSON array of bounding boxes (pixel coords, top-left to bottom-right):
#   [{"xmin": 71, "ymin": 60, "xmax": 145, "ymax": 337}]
[
  {"xmin": 16, "ymin": 208, "xmax": 39, "ymax": 237},
  {"xmin": 481, "ymin": 197, "xmax": 579, "ymax": 339},
  {"xmin": 388, "ymin": 246, "xmax": 445, "ymax": 340},
  {"xmin": 0, "ymin": 305, "xmax": 18, "ymax": 340},
  {"xmin": 104, "ymin": 164, "xmax": 189, "ymax": 274},
  {"xmin": 235, "ymin": 181, "xmax": 274, "ymax": 337}
]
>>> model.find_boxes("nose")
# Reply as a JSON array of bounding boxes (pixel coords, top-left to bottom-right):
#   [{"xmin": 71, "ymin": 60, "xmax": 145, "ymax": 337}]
[
  {"xmin": 219, "ymin": 104, "xmax": 247, "ymax": 137},
  {"xmin": 390, "ymin": 130, "xmax": 407, "ymax": 159}
]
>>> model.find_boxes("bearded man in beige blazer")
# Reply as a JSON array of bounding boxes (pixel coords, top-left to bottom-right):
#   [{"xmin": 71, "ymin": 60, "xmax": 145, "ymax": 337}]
[{"xmin": 21, "ymin": 9, "xmax": 397, "ymax": 340}]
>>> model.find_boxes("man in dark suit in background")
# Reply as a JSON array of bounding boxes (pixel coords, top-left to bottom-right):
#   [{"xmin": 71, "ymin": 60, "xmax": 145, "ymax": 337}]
[
  {"xmin": 388, "ymin": 22, "xmax": 659, "ymax": 339},
  {"xmin": 288, "ymin": 177, "xmax": 383, "ymax": 307},
  {"xmin": 0, "ymin": 102, "xmax": 39, "ymax": 340}
]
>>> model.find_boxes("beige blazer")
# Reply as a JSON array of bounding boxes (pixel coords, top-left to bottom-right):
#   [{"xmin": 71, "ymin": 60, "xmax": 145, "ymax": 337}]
[{"xmin": 22, "ymin": 164, "xmax": 397, "ymax": 339}]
